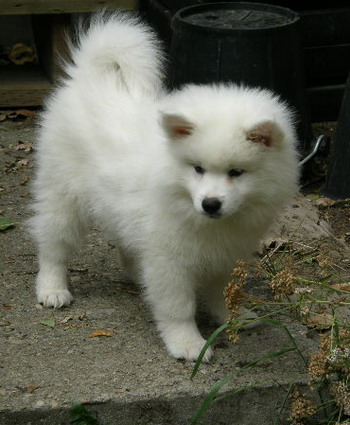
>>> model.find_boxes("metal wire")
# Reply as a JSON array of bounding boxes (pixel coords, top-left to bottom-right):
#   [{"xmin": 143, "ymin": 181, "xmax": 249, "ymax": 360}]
[{"xmin": 299, "ymin": 135, "xmax": 327, "ymax": 166}]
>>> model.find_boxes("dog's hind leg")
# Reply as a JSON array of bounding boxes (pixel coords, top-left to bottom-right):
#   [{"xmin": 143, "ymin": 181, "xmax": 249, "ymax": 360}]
[
  {"xmin": 202, "ymin": 279, "xmax": 261, "ymax": 328},
  {"xmin": 201, "ymin": 278, "xmax": 230, "ymax": 324},
  {"xmin": 31, "ymin": 197, "xmax": 88, "ymax": 308}
]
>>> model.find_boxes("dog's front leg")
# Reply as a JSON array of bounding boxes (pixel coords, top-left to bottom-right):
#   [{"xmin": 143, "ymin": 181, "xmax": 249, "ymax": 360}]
[
  {"xmin": 142, "ymin": 260, "xmax": 213, "ymax": 362},
  {"xmin": 36, "ymin": 251, "xmax": 73, "ymax": 308}
]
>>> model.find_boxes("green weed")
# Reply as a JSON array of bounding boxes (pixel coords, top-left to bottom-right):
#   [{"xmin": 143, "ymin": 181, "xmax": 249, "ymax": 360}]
[{"xmin": 70, "ymin": 404, "xmax": 102, "ymax": 425}]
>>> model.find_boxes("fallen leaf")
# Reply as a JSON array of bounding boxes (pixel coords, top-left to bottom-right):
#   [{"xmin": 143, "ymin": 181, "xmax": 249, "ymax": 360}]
[
  {"xmin": 6, "ymin": 109, "xmax": 36, "ymax": 120},
  {"xmin": 89, "ymin": 330, "xmax": 112, "ymax": 338},
  {"xmin": 315, "ymin": 198, "xmax": 350, "ymax": 208},
  {"xmin": 9, "ymin": 43, "xmax": 37, "ymax": 65},
  {"xmin": 64, "ymin": 322, "xmax": 90, "ymax": 331},
  {"xmin": 4, "ymin": 257, "xmax": 16, "ymax": 264},
  {"xmin": 3, "ymin": 305, "xmax": 16, "ymax": 310},
  {"xmin": 14, "ymin": 142, "xmax": 34, "ymax": 153},
  {"xmin": 60, "ymin": 316, "xmax": 74, "ymax": 324},
  {"xmin": 16, "ymin": 109, "xmax": 36, "ymax": 118},
  {"xmin": 304, "ymin": 312, "xmax": 333, "ymax": 330},
  {"xmin": 17, "ymin": 159, "xmax": 29, "ymax": 167},
  {"xmin": 27, "ymin": 386, "xmax": 39, "ymax": 393},
  {"xmin": 0, "ymin": 217, "xmax": 20, "ymax": 231},
  {"xmin": 331, "ymin": 283, "xmax": 350, "ymax": 292},
  {"xmin": 307, "ymin": 194, "xmax": 320, "ymax": 201},
  {"xmin": 20, "ymin": 176, "xmax": 29, "ymax": 185},
  {"xmin": 40, "ymin": 319, "xmax": 56, "ymax": 328},
  {"xmin": 4, "ymin": 162, "xmax": 17, "ymax": 173}
]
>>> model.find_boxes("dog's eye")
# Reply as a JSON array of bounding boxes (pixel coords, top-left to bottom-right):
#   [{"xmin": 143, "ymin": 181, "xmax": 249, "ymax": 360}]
[
  {"xmin": 194, "ymin": 165, "xmax": 205, "ymax": 175},
  {"xmin": 228, "ymin": 169, "xmax": 244, "ymax": 178}
]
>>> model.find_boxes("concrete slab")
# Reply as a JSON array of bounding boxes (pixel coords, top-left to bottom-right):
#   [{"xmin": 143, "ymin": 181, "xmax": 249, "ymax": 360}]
[{"xmin": 0, "ymin": 118, "xmax": 319, "ymax": 425}]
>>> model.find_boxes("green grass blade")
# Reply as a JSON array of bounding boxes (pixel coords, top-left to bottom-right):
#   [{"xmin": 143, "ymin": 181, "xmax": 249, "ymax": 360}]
[
  {"xmin": 191, "ymin": 322, "xmax": 229, "ymax": 380},
  {"xmin": 257, "ymin": 318, "xmax": 308, "ymax": 366},
  {"xmin": 190, "ymin": 347, "xmax": 296, "ymax": 425},
  {"xmin": 275, "ymin": 384, "xmax": 294, "ymax": 425},
  {"xmin": 213, "ymin": 387, "xmax": 248, "ymax": 403}
]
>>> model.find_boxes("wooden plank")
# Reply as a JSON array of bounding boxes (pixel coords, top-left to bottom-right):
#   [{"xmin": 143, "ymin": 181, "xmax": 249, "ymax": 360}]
[
  {"xmin": 0, "ymin": 66, "xmax": 51, "ymax": 88},
  {"xmin": 0, "ymin": 86, "xmax": 50, "ymax": 106},
  {"xmin": 0, "ymin": 66, "xmax": 52, "ymax": 107},
  {"xmin": 0, "ymin": 0, "xmax": 137, "ymax": 15},
  {"xmin": 323, "ymin": 75, "xmax": 350, "ymax": 199}
]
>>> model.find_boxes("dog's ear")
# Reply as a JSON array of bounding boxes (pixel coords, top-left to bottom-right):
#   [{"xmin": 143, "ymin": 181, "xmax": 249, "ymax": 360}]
[
  {"xmin": 161, "ymin": 113, "xmax": 194, "ymax": 140},
  {"xmin": 245, "ymin": 120, "xmax": 284, "ymax": 148}
]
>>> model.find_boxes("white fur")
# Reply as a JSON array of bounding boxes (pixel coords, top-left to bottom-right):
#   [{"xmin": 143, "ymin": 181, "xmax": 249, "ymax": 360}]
[{"xmin": 30, "ymin": 13, "xmax": 299, "ymax": 361}]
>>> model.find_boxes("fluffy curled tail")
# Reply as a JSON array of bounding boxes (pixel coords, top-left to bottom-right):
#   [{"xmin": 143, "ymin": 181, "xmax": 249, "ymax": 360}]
[{"xmin": 65, "ymin": 12, "xmax": 164, "ymax": 97}]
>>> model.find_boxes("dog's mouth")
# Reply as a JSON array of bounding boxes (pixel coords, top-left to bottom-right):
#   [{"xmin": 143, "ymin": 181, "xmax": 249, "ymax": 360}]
[{"xmin": 203, "ymin": 211, "xmax": 222, "ymax": 219}]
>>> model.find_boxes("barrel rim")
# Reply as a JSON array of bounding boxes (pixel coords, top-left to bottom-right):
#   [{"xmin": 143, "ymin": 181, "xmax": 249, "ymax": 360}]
[{"xmin": 172, "ymin": 2, "xmax": 300, "ymax": 34}]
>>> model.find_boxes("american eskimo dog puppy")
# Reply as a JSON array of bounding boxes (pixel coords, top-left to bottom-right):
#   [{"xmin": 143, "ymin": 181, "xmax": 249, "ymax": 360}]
[{"xmin": 30, "ymin": 13, "xmax": 299, "ymax": 361}]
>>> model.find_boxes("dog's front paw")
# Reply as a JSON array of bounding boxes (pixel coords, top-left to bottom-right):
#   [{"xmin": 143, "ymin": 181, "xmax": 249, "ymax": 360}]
[
  {"xmin": 166, "ymin": 337, "xmax": 213, "ymax": 362},
  {"xmin": 157, "ymin": 318, "xmax": 213, "ymax": 361},
  {"xmin": 37, "ymin": 289, "xmax": 74, "ymax": 308}
]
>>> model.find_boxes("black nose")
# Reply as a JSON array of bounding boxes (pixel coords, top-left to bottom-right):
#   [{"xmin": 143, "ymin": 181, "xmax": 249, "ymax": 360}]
[{"xmin": 202, "ymin": 198, "xmax": 222, "ymax": 215}]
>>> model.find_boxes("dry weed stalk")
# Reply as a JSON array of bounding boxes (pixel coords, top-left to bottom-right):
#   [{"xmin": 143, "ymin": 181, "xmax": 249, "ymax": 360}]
[
  {"xmin": 224, "ymin": 260, "xmax": 248, "ymax": 343},
  {"xmin": 289, "ymin": 389, "xmax": 317, "ymax": 425},
  {"xmin": 331, "ymin": 381, "xmax": 350, "ymax": 417},
  {"xmin": 269, "ymin": 267, "xmax": 296, "ymax": 300},
  {"xmin": 308, "ymin": 334, "xmax": 332, "ymax": 385}
]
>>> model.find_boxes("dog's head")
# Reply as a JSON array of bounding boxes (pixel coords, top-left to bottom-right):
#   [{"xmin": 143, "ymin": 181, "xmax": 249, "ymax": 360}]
[{"xmin": 160, "ymin": 85, "xmax": 299, "ymax": 221}]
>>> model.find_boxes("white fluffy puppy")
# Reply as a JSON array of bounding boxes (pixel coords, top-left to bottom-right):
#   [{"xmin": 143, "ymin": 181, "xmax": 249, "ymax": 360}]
[{"xmin": 30, "ymin": 13, "xmax": 299, "ymax": 361}]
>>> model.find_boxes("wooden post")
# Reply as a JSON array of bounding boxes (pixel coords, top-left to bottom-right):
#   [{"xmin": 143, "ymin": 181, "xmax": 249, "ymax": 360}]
[{"xmin": 323, "ymin": 73, "xmax": 350, "ymax": 199}]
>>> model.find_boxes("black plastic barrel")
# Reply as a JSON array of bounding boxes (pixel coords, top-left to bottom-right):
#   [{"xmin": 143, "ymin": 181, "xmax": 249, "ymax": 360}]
[
  {"xmin": 323, "ymin": 73, "xmax": 350, "ymax": 199},
  {"xmin": 169, "ymin": 2, "xmax": 312, "ymax": 150}
]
